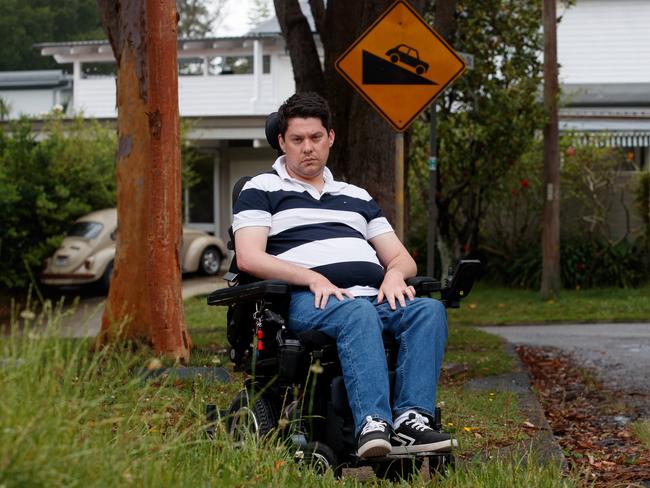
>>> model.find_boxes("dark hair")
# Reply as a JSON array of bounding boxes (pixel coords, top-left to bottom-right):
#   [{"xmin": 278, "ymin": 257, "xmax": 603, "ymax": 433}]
[{"xmin": 278, "ymin": 92, "xmax": 332, "ymax": 137}]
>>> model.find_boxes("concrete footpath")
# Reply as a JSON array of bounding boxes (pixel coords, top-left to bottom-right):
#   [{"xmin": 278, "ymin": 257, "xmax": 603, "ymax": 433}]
[
  {"xmin": 54, "ymin": 276, "xmax": 226, "ymax": 338},
  {"xmin": 480, "ymin": 323, "xmax": 650, "ymax": 414}
]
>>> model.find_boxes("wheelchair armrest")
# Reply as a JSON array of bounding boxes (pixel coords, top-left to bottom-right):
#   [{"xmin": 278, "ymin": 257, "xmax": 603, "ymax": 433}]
[
  {"xmin": 440, "ymin": 259, "xmax": 482, "ymax": 308},
  {"xmin": 206, "ymin": 279, "xmax": 291, "ymax": 307},
  {"xmin": 406, "ymin": 276, "xmax": 442, "ymax": 295}
]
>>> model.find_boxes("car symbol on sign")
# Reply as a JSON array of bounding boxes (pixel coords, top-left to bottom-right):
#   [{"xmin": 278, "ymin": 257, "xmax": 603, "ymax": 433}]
[{"xmin": 385, "ymin": 44, "xmax": 429, "ymax": 75}]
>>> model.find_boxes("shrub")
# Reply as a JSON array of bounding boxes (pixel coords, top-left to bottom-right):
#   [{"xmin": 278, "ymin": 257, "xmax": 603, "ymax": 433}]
[
  {"xmin": 0, "ymin": 115, "xmax": 116, "ymax": 290},
  {"xmin": 634, "ymin": 171, "xmax": 650, "ymax": 243},
  {"xmin": 479, "ymin": 136, "xmax": 648, "ymax": 289}
]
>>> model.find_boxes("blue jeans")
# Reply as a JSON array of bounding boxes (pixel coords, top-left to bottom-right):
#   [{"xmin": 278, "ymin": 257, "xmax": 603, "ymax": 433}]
[{"xmin": 287, "ymin": 292, "xmax": 448, "ymax": 435}]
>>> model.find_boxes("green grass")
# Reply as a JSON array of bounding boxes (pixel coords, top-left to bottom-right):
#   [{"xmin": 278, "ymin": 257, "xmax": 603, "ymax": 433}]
[
  {"xmin": 0, "ymin": 299, "xmax": 575, "ymax": 486},
  {"xmin": 449, "ymin": 283, "xmax": 650, "ymax": 326},
  {"xmin": 633, "ymin": 420, "xmax": 650, "ymax": 450}
]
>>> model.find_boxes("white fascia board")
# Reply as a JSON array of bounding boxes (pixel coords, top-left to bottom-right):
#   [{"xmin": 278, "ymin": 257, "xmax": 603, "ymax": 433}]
[{"xmin": 188, "ymin": 127, "xmax": 266, "ymax": 140}]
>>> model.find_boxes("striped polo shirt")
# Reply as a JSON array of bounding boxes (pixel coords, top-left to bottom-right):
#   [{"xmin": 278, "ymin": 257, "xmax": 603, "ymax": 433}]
[{"xmin": 232, "ymin": 156, "xmax": 393, "ymax": 296}]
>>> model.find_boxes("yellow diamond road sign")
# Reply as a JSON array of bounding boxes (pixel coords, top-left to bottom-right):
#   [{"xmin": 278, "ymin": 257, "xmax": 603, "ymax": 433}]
[{"xmin": 335, "ymin": 0, "xmax": 466, "ymax": 132}]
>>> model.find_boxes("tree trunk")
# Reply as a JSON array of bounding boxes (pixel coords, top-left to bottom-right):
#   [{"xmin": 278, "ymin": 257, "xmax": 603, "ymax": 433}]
[
  {"xmin": 96, "ymin": 0, "xmax": 191, "ymax": 361},
  {"xmin": 273, "ymin": 0, "xmax": 324, "ymax": 94},
  {"xmin": 540, "ymin": 0, "xmax": 561, "ymax": 299}
]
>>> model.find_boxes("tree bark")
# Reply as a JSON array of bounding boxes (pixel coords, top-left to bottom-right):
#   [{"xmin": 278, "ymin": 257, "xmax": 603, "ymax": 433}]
[
  {"xmin": 273, "ymin": 0, "xmax": 425, "ymax": 225},
  {"xmin": 273, "ymin": 0, "xmax": 324, "ymax": 94},
  {"xmin": 540, "ymin": 0, "xmax": 561, "ymax": 299},
  {"xmin": 96, "ymin": 0, "xmax": 191, "ymax": 361}
]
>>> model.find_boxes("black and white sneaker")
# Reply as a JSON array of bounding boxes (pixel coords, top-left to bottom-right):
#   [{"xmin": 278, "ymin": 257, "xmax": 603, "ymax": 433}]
[
  {"xmin": 391, "ymin": 410, "xmax": 456, "ymax": 454},
  {"xmin": 356, "ymin": 416, "xmax": 391, "ymax": 458}
]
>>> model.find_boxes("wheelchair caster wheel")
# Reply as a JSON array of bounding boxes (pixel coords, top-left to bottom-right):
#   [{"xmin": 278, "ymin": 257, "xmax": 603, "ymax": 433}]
[
  {"xmin": 428, "ymin": 451, "xmax": 455, "ymax": 477},
  {"xmin": 375, "ymin": 457, "xmax": 423, "ymax": 481},
  {"xmin": 296, "ymin": 442, "xmax": 340, "ymax": 477}
]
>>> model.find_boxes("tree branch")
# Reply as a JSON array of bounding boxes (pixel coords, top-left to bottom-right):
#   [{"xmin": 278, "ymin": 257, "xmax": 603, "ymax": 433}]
[
  {"xmin": 274, "ymin": 0, "xmax": 324, "ymax": 94},
  {"xmin": 308, "ymin": 0, "xmax": 326, "ymax": 36}
]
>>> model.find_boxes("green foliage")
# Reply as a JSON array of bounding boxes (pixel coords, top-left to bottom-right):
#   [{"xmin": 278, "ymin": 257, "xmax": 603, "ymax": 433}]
[
  {"xmin": 0, "ymin": 115, "xmax": 116, "ymax": 289},
  {"xmin": 477, "ymin": 133, "xmax": 648, "ymax": 289},
  {"xmin": 0, "ymin": 0, "xmax": 105, "ymax": 71},
  {"xmin": 561, "ymin": 142, "xmax": 628, "ymax": 239},
  {"xmin": 177, "ymin": 0, "xmax": 229, "ymax": 38},
  {"xmin": 634, "ymin": 171, "xmax": 650, "ymax": 242},
  {"xmin": 413, "ymin": 0, "xmax": 544, "ymax": 262},
  {"xmin": 0, "ymin": 301, "xmax": 568, "ymax": 486},
  {"xmin": 505, "ymin": 238, "xmax": 648, "ymax": 289},
  {"xmin": 248, "ymin": 0, "xmax": 273, "ymax": 28}
]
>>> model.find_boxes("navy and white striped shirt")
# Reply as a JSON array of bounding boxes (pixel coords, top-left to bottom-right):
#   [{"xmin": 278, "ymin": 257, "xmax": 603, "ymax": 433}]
[{"xmin": 233, "ymin": 157, "xmax": 393, "ymax": 296}]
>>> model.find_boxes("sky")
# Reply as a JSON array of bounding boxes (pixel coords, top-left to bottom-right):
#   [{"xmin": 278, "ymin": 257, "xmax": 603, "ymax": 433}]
[{"xmin": 218, "ymin": 0, "xmax": 269, "ymax": 37}]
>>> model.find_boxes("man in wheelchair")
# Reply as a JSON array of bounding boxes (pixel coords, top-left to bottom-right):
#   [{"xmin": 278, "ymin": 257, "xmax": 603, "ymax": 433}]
[{"xmin": 232, "ymin": 92, "xmax": 453, "ymax": 460}]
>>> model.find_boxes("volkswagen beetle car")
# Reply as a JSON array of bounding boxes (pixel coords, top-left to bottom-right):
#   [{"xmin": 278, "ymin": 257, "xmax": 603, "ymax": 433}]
[{"xmin": 41, "ymin": 208, "xmax": 227, "ymax": 292}]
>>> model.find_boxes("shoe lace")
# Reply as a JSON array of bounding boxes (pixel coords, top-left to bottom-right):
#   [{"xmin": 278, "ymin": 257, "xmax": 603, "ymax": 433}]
[
  {"xmin": 360, "ymin": 416, "xmax": 387, "ymax": 436},
  {"xmin": 405, "ymin": 412, "xmax": 433, "ymax": 432}
]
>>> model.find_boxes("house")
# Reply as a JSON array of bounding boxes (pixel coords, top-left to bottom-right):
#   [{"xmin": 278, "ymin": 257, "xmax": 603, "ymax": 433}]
[
  {"xmin": 1, "ymin": 0, "xmax": 648, "ymax": 242},
  {"xmin": 0, "ymin": 70, "xmax": 72, "ymax": 119}
]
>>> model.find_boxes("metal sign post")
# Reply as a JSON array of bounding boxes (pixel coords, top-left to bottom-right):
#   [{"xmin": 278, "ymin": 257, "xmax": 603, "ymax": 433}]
[
  {"xmin": 427, "ymin": 103, "xmax": 438, "ymax": 278},
  {"xmin": 395, "ymin": 132, "xmax": 405, "ymax": 241}
]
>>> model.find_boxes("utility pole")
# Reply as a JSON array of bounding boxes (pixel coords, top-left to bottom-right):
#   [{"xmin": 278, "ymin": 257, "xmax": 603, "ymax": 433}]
[{"xmin": 540, "ymin": 0, "xmax": 561, "ymax": 299}]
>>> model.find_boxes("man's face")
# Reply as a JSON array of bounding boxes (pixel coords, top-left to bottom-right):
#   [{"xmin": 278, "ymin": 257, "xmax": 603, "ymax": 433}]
[{"xmin": 279, "ymin": 117, "xmax": 335, "ymax": 185}]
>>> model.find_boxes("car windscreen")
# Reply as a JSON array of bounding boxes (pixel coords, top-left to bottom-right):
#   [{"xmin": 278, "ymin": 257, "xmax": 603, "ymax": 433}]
[{"xmin": 68, "ymin": 221, "xmax": 104, "ymax": 240}]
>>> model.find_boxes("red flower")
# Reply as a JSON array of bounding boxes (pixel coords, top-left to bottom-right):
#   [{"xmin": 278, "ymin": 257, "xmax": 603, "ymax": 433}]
[{"xmin": 520, "ymin": 178, "xmax": 529, "ymax": 189}]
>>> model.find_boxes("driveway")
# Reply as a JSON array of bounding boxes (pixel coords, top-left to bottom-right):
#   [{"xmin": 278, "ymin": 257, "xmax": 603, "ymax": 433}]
[
  {"xmin": 54, "ymin": 276, "xmax": 225, "ymax": 338},
  {"xmin": 480, "ymin": 323, "xmax": 650, "ymax": 413}
]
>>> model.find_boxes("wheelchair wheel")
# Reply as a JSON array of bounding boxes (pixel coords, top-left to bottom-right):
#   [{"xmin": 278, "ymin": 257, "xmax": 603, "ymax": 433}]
[
  {"xmin": 227, "ymin": 389, "xmax": 279, "ymax": 442},
  {"xmin": 428, "ymin": 452, "xmax": 455, "ymax": 478},
  {"xmin": 375, "ymin": 457, "xmax": 423, "ymax": 482},
  {"xmin": 299, "ymin": 442, "xmax": 340, "ymax": 477}
]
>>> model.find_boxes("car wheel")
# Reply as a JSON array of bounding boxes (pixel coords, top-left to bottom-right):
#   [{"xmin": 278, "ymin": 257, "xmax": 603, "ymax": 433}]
[
  {"xmin": 199, "ymin": 246, "xmax": 222, "ymax": 276},
  {"xmin": 391, "ymin": 54, "xmax": 399, "ymax": 63},
  {"xmin": 100, "ymin": 261, "xmax": 114, "ymax": 295},
  {"xmin": 416, "ymin": 65, "xmax": 425, "ymax": 75}
]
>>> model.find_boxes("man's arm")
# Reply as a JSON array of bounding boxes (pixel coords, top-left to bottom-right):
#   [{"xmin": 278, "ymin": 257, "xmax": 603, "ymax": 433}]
[
  {"xmin": 235, "ymin": 226, "xmax": 353, "ymax": 308},
  {"xmin": 370, "ymin": 232, "xmax": 418, "ymax": 310}
]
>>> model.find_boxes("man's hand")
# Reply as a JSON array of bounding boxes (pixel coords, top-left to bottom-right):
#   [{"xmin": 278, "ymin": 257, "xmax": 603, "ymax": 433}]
[
  {"xmin": 309, "ymin": 274, "xmax": 354, "ymax": 309},
  {"xmin": 377, "ymin": 268, "xmax": 415, "ymax": 311}
]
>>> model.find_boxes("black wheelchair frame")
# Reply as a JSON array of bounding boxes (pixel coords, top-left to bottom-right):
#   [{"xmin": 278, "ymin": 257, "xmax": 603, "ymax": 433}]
[{"xmin": 205, "ymin": 112, "xmax": 481, "ymax": 479}]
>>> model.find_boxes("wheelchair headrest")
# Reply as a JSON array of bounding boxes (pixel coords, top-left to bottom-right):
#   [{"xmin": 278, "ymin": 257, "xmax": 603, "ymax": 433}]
[
  {"xmin": 232, "ymin": 176, "xmax": 252, "ymax": 208},
  {"xmin": 265, "ymin": 112, "xmax": 282, "ymax": 152}
]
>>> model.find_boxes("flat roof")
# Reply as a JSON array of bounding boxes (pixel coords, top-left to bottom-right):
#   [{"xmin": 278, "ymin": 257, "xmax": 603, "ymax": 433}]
[
  {"xmin": 563, "ymin": 83, "xmax": 650, "ymax": 107},
  {"xmin": 0, "ymin": 70, "xmax": 71, "ymax": 89}
]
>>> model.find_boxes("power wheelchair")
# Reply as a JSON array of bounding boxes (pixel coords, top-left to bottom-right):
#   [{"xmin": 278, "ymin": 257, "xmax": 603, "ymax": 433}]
[{"xmin": 206, "ymin": 113, "xmax": 481, "ymax": 479}]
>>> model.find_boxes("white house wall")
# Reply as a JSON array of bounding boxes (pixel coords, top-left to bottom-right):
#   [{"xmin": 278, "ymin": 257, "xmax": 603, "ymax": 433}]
[
  {"xmin": 0, "ymin": 89, "xmax": 62, "ymax": 118},
  {"xmin": 558, "ymin": 0, "xmax": 650, "ymax": 84},
  {"xmin": 72, "ymin": 53, "xmax": 295, "ymax": 119}
]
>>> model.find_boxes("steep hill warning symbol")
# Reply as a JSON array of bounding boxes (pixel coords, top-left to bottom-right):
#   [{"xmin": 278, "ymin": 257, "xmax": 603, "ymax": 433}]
[
  {"xmin": 362, "ymin": 45, "xmax": 437, "ymax": 85},
  {"xmin": 336, "ymin": 0, "xmax": 466, "ymax": 131}
]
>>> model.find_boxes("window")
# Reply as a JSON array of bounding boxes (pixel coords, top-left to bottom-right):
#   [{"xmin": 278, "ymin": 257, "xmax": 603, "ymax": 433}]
[
  {"xmin": 178, "ymin": 57, "xmax": 204, "ymax": 76},
  {"xmin": 207, "ymin": 55, "xmax": 271, "ymax": 75},
  {"xmin": 81, "ymin": 62, "xmax": 116, "ymax": 78},
  {"xmin": 68, "ymin": 222, "xmax": 103, "ymax": 240}
]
